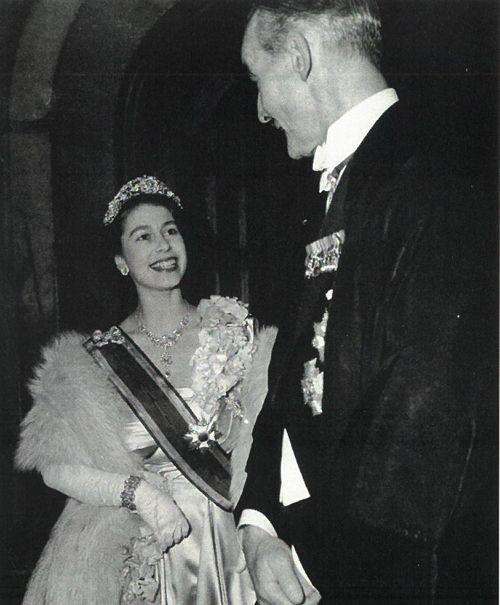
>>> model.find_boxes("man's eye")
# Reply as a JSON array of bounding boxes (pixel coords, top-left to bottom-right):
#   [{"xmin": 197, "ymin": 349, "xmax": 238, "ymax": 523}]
[
  {"xmin": 137, "ymin": 233, "xmax": 150, "ymax": 241},
  {"xmin": 167, "ymin": 227, "xmax": 178, "ymax": 235}
]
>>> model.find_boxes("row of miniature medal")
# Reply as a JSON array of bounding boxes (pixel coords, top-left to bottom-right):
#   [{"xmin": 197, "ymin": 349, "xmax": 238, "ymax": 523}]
[{"xmin": 301, "ymin": 164, "xmax": 347, "ymax": 415}]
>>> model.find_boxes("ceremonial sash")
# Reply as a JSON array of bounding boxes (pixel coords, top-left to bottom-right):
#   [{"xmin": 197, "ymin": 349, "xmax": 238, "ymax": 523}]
[{"xmin": 84, "ymin": 327, "xmax": 232, "ymax": 511}]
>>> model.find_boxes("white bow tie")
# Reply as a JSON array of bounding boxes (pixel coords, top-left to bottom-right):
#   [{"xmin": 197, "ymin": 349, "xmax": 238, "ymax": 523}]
[{"xmin": 318, "ymin": 166, "xmax": 342, "ymax": 193}]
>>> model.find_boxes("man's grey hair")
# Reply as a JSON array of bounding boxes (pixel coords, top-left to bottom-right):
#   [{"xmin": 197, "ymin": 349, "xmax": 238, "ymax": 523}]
[{"xmin": 248, "ymin": 0, "xmax": 382, "ymax": 68}]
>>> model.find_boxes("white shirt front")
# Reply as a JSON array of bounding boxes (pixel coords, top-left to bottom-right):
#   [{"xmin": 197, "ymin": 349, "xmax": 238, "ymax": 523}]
[{"xmin": 239, "ymin": 87, "xmax": 399, "ymax": 585}]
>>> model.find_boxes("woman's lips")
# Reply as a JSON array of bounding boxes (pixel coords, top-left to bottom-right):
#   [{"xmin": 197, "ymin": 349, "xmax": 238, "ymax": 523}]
[{"xmin": 150, "ymin": 258, "xmax": 177, "ymax": 271}]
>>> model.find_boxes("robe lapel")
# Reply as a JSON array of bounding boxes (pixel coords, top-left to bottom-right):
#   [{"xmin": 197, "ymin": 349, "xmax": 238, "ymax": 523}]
[{"xmin": 320, "ymin": 103, "xmax": 413, "ymax": 454}]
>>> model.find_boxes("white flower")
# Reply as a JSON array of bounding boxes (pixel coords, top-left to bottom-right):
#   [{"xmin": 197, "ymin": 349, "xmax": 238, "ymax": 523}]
[
  {"xmin": 312, "ymin": 309, "xmax": 328, "ymax": 363},
  {"xmin": 120, "ymin": 532, "xmax": 161, "ymax": 604},
  {"xmin": 186, "ymin": 297, "xmax": 255, "ymax": 444},
  {"xmin": 198, "ymin": 295, "xmax": 250, "ymax": 327},
  {"xmin": 301, "ymin": 359, "xmax": 324, "ymax": 416}
]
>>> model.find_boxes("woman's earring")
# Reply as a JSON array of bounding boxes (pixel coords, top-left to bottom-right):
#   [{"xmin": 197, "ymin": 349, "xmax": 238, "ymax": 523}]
[{"xmin": 119, "ymin": 265, "xmax": 129, "ymax": 276}]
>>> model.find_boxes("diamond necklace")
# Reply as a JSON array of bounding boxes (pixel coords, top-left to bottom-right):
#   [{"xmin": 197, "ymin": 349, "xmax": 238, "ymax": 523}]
[{"xmin": 137, "ymin": 310, "xmax": 191, "ymax": 377}]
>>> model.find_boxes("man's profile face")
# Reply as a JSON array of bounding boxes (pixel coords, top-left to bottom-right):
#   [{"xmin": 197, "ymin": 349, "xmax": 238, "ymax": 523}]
[{"xmin": 241, "ymin": 15, "xmax": 323, "ymax": 159}]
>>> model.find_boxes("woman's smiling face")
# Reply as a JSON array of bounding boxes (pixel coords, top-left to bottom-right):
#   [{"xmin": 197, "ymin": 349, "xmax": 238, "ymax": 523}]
[{"xmin": 115, "ymin": 203, "xmax": 187, "ymax": 293}]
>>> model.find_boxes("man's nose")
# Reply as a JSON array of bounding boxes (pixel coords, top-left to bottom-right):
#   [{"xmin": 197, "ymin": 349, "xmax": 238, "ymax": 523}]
[{"xmin": 257, "ymin": 93, "xmax": 272, "ymax": 124}]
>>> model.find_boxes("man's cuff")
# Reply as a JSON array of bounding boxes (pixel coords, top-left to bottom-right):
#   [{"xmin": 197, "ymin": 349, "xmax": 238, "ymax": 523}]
[{"xmin": 238, "ymin": 509, "xmax": 278, "ymax": 537}]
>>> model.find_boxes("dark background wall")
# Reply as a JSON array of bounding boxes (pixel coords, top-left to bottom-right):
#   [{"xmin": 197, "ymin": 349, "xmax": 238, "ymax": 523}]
[{"xmin": 1, "ymin": 0, "xmax": 497, "ymax": 602}]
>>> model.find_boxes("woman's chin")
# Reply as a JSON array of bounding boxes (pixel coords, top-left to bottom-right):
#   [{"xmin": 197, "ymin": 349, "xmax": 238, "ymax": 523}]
[{"xmin": 137, "ymin": 276, "xmax": 183, "ymax": 293}]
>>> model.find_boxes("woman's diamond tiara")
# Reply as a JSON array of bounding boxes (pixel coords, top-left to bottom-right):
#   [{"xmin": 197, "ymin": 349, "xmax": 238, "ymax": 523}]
[{"xmin": 103, "ymin": 175, "xmax": 182, "ymax": 226}]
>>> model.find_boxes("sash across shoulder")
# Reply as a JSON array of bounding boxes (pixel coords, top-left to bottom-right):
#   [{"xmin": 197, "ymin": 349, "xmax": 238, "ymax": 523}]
[{"xmin": 84, "ymin": 327, "xmax": 232, "ymax": 511}]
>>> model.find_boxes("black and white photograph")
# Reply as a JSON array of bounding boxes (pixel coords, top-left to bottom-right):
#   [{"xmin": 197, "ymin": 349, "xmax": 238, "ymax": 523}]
[{"xmin": 1, "ymin": 1, "xmax": 497, "ymax": 603}]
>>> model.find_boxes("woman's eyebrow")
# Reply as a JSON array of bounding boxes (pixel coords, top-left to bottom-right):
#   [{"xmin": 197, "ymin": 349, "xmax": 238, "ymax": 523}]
[{"xmin": 128, "ymin": 224, "xmax": 150, "ymax": 237}]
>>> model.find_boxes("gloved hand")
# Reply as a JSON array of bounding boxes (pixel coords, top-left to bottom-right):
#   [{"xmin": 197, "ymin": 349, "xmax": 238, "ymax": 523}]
[{"xmin": 134, "ymin": 480, "xmax": 190, "ymax": 551}]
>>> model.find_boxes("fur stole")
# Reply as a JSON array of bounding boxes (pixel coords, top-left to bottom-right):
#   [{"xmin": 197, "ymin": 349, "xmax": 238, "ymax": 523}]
[
  {"xmin": 16, "ymin": 331, "xmax": 143, "ymax": 474},
  {"xmin": 15, "ymin": 324, "xmax": 276, "ymax": 604},
  {"xmin": 15, "ymin": 332, "xmax": 146, "ymax": 605}
]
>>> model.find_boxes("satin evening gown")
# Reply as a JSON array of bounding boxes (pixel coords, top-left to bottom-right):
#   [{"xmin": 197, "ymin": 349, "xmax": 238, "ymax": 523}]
[{"xmin": 124, "ymin": 388, "xmax": 255, "ymax": 605}]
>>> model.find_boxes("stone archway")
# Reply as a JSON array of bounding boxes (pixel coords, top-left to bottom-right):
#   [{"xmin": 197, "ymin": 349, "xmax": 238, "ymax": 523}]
[{"xmin": 4, "ymin": 1, "xmax": 184, "ymax": 596}]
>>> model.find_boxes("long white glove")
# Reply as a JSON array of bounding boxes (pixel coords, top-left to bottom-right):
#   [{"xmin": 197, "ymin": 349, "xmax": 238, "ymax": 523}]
[
  {"xmin": 42, "ymin": 464, "xmax": 190, "ymax": 550},
  {"xmin": 134, "ymin": 480, "xmax": 190, "ymax": 549}
]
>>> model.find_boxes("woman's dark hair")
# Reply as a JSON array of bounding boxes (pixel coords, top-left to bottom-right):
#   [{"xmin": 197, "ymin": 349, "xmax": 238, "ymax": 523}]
[{"xmin": 104, "ymin": 192, "xmax": 185, "ymax": 257}]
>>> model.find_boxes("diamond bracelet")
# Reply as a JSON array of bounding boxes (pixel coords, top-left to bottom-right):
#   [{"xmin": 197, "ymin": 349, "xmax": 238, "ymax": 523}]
[{"xmin": 120, "ymin": 475, "xmax": 142, "ymax": 511}]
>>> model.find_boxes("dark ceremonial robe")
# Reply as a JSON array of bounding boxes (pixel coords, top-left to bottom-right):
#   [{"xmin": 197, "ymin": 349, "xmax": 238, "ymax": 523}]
[{"xmin": 237, "ymin": 103, "xmax": 497, "ymax": 603}]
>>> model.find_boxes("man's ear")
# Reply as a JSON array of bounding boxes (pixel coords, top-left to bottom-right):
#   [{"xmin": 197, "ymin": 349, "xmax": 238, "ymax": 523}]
[{"xmin": 286, "ymin": 32, "xmax": 312, "ymax": 81}]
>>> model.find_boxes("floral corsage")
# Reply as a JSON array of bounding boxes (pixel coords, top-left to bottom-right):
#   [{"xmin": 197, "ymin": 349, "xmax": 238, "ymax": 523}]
[
  {"xmin": 184, "ymin": 295, "xmax": 255, "ymax": 450},
  {"xmin": 120, "ymin": 527, "xmax": 163, "ymax": 604}
]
